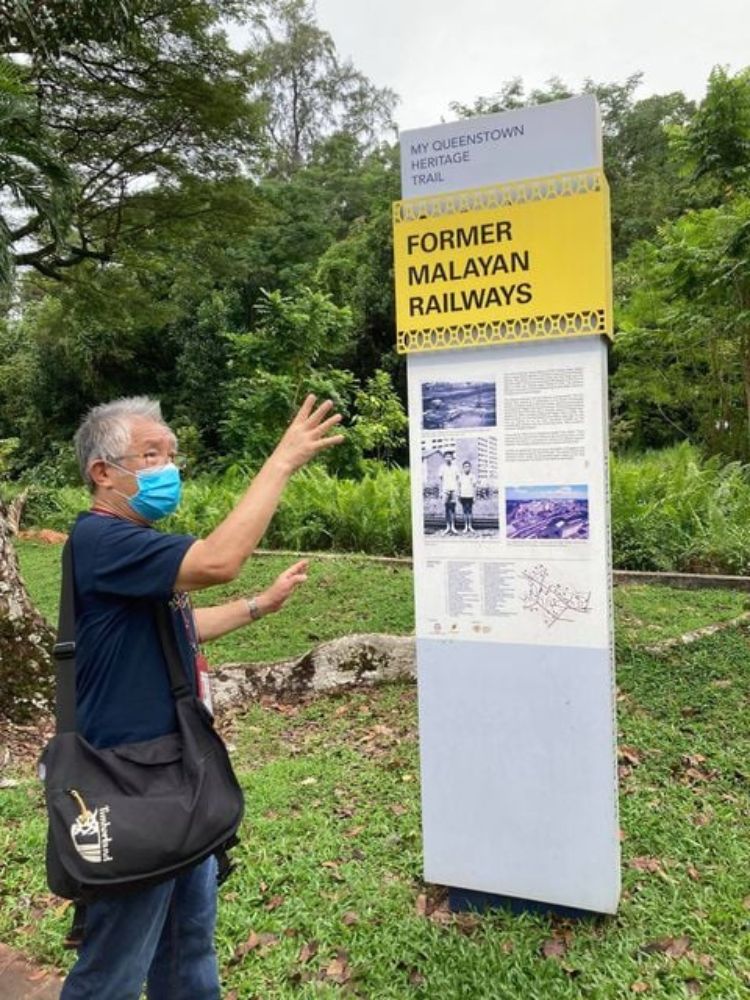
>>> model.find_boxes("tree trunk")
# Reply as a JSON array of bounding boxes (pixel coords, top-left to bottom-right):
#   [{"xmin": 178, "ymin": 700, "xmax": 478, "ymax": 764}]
[{"xmin": 0, "ymin": 501, "xmax": 55, "ymax": 721}]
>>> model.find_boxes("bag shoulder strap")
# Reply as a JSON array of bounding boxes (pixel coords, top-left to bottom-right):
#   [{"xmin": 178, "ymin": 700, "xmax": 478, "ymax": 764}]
[
  {"xmin": 54, "ymin": 538, "xmax": 78, "ymax": 734},
  {"xmin": 153, "ymin": 602, "xmax": 192, "ymax": 702}
]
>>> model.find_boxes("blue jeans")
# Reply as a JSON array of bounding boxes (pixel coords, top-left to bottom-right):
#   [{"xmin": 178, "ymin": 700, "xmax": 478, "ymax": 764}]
[{"xmin": 60, "ymin": 856, "xmax": 220, "ymax": 1000}]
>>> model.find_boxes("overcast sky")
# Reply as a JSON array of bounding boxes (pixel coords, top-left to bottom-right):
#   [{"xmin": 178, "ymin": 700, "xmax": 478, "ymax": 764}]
[{"xmin": 281, "ymin": 0, "xmax": 748, "ymax": 131}]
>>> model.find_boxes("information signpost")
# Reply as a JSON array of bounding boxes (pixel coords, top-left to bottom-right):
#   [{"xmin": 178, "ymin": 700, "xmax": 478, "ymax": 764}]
[{"xmin": 394, "ymin": 96, "xmax": 620, "ymax": 914}]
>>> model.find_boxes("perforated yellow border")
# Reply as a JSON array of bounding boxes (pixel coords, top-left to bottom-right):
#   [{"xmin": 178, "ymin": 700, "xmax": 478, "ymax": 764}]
[
  {"xmin": 397, "ymin": 309, "xmax": 606, "ymax": 353},
  {"xmin": 393, "ymin": 169, "xmax": 604, "ymax": 225}
]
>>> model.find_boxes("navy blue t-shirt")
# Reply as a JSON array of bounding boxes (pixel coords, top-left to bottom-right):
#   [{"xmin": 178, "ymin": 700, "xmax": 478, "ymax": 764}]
[{"xmin": 70, "ymin": 511, "xmax": 198, "ymax": 748}]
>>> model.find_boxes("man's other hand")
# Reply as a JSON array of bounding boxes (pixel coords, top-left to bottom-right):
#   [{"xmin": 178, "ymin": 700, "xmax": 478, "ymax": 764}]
[{"xmin": 257, "ymin": 559, "xmax": 310, "ymax": 614}]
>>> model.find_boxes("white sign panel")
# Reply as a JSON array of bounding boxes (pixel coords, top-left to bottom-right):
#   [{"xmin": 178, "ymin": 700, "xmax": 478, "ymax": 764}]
[
  {"xmin": 400, "ymin": 95, "xmax": 602, "ymax": 198},
  {"xmin": 409, "ymin": 343, "xmax": 610, "ymax": 649}
]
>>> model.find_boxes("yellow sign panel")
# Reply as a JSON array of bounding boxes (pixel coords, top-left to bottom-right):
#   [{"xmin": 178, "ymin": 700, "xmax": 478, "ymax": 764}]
[{"xmin": 393, "ymin": 169, "xmax": 612, "ymax": 353}]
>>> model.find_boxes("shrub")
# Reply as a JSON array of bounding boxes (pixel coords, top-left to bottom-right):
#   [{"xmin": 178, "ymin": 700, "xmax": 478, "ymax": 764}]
[{"xmin": 13, "ymin": 445, "xmax": 750, "ymax": 572}]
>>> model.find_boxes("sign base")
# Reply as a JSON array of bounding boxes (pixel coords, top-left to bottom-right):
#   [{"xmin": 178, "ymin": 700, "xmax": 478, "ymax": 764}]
[{"xmin": 448, "ymin": 886, "xmax": 602, "ymax": 920}]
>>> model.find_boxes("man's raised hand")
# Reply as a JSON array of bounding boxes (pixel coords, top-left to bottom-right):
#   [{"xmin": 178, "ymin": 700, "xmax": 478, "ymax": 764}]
[{"xmin": 274, "ymin": 395, "xmax": 344, "ymax": 474}]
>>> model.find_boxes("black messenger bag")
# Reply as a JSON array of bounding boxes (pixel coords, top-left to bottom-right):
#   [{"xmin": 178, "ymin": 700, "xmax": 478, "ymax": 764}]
[{"xmin": 41, "ymin": 538, "xmax": 244, "ymax": 902}]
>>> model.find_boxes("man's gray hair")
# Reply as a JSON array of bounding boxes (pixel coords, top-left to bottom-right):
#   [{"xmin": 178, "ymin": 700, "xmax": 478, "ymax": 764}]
[{"xmin": 74, "ymin": 396, "xmax": 168, "ymax": 490}]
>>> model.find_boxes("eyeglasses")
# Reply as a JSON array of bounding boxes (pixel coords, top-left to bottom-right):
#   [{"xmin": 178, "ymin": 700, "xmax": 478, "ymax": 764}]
[{"xmin": 110, "ymin": 451, "xmax": 188, "ymax": 470}]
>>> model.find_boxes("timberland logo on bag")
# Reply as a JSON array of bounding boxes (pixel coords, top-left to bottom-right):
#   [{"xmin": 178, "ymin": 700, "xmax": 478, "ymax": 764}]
[{"xmin": 68, "ymin": 790, "xmax": 113, "ymax": 863}]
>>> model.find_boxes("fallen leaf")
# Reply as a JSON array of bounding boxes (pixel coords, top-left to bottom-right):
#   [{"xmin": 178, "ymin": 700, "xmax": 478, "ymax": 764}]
[
  {"xmin": 501, "ymin": 940, "xmax": 515, "ymax": 954},
  {"xmin": 629, "ymin": 856, "xmax": 663, "ymax": 874},
  {"xmin": 345, "ymin": 825, "xmax": 365, "ymax": 838},
  {"xmin": 298, "ymin": 940, "xmax": 319, "ymax": 964},
  {"xmin": 415, "ymin": 894, "xmax": 428, "ymax": 916},
  {"xmin": 390, "ymin": 803, "xmax": 408, "ymax": 816},
  {"xmin": 686, "ymin": 865, "xmax": 701, "ymax": 882},
  {"xmin": 541, "ymin": 937, "xmax": 568, "ymax": 959},
  {"xmin": 685, "ymin": 980, "xmax": 702, "ymax": 996},
  {"xmin": 619, "ymin": 745, "xmax": 642, "ymax": 766},
  {"xmin": 257, "ymin": 932, "xmax": 280, "ymax": 952},
  {"xmin": 631, "ymin": 983, "xmax": 650, "ymax": 994},
  {"xmin": 455, "ymin": 912, "xmax": 481, "ymax": 935},
  {"xmin": 231, "ymin": 931, "xmax": 259, "ymax": 962},
  {"xmin": 409, "ymin": 969, "xmax": 426, "ymax": 986},
  {"xmin": 693, "ymin": 812, "xmax": 712, "ymax": 827},
  {"xmin": 265, "ymin": 895, "xmax": 284, "ymax": 911},
  {"xmin": 342, "ymin": 910, "xmax": 359, "ymax": 926},
  {"xmin": 325, "ymin": 952, "xmax": 352, "ymax": 985},
  {"xmin": 300, "ymin": 777, "xmax": 317, "ymax": 786},
  {"xmin": 429, "ymin": 904, "xmax": 453, "ymax": 926},
  {"xmin": 643, "ymin": 936, "xmax": 690, "ymax": 959}
]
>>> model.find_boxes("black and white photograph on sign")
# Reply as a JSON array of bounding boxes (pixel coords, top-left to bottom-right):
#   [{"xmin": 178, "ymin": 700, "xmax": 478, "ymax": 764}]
[
  {"xmin": 505, "ymin": 484, "xmax": 589, "ymax": 541},
  {"xmin": 421, "ymin": 380, "xmax": 497, "ymax": 431},
  {"xmin": 422, "ymin": 436, "xmax": 499, "ymax": 537}
]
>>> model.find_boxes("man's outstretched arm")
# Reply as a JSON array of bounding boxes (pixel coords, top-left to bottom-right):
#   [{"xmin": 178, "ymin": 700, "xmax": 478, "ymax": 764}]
[{"xmin": 175, "ymin": 396, "xmax": 342, "ymax": 591}]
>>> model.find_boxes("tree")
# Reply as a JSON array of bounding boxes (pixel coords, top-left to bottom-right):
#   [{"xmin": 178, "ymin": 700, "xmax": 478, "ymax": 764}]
[
  {"xmin": 0, "ymin": 56, "xmax": 74, "ymax": 289},
  {"xmin": 2, "ymin": 0, "xmax": 262, "ymax": 280},
  {"xmin": 247, "ymin": 0, "xmax": 396, "ymax": 176}
]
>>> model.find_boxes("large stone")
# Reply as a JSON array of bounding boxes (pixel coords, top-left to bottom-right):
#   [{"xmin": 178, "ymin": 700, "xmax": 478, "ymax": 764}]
[{"xmin": 211, "ymin": 633, "xmax": 416, "ymax": 711}]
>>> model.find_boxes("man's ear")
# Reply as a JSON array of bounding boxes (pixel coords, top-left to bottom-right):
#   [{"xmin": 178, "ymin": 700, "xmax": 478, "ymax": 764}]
[{"xmin": 88, "ymin": 458, "xmax": 113, "ymax": 490}]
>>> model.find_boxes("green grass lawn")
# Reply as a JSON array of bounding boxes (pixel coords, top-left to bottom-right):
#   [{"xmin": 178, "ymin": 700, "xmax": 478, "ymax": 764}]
[
  {"xmin": 14, "ymin": 539, "xmax": 750, "ymax": 662},
  {"xmin": 4, "ymin": 541, "xmax": 750, "ymax": 997}
]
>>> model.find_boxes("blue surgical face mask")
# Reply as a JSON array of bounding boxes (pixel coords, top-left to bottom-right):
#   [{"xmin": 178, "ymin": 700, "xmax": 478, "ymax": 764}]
[{"xmin": 111, "ymin": 462, "xmax": 182, "ymax": 521}]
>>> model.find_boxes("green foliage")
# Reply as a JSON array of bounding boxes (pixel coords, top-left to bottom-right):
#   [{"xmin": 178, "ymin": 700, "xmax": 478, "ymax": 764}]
[
  {"xmin": 611, "ymin": 444, "xmax": 750, "ymax": 573},
  {"xmin": 0, "ymin": 1, "xmax": 141, "ymax": 54},
  {"xmin": 348, "ymin": 369, "xmax": 408, "ymax": 463},
  {"xmin": 614, "ymin": 195, "xmax": 750, "ymax": 459},
  {"xmin": 266, "ymin": 465, "xmax": 411, "ymax": 555},
  {"xmin": 671, "ymin": 66, "xmax": 750, "ymax": 200}
]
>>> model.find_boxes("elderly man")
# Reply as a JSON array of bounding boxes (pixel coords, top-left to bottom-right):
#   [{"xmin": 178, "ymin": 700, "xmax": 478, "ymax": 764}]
[{"xmin": 59, "ymin": 394, "xmax": 342, "ymax": 1000}]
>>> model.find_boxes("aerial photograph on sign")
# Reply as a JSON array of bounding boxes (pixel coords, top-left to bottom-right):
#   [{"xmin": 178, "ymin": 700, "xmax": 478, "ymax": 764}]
[
  {"xmin": 421, "ymin": 436, "xmax": 499, "ymax": 537},
  {"xmin": 505, "ymin": 484, "xmax": 589, "ymax": 540},
  {"xmin": 421, "ymin": 380, "xmax": 497, "ymax": 430}
]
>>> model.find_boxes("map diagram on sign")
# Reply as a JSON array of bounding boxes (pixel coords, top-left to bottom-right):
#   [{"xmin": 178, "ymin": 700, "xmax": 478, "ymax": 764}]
[{"xmin": 521, "ymin": 564, "xmax": 591, "ymax": 628}]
